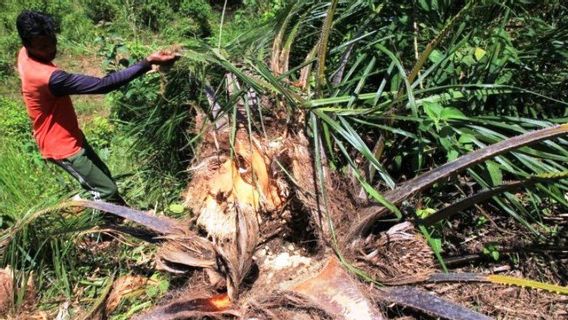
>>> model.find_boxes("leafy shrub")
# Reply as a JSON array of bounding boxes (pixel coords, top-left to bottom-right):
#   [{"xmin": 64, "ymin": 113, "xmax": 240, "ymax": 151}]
[
  {"xmin": 80, "ymin": 0, "xmax": 118, "ymax": 23},
  {"xmin": 0, "ymin": 97, "xmax": 46, "ymax": 164},
  {"xmin": 0, "ymin": 0, "xmax": 97, "ymax": 79},
  {"xmin": 83, "ymin": 116, "xmax": 115, "ymax": 151},
  {"xmin": 0, "ymin": 34, "xmax": 19, "ymax": 79},
  {"xmin": 0, "ymin": 2, "xmax": 25, "ymax": 79},
  {"xmin": 179, "ymin": 0, "xmax": 213, "ymax": 38},
  {"xmin": 234, "ymin": 0, "xmax": 283, "ymax": 24},
  {"xmin": 0, "ymin": 97, "xmax": 32, "ymax": 142},
  {"xmin": 57, "ymin": 7, "xmax": 96, "ymax": 45},
  {"xmin": 123, "ymin": 0, "xmax": 178, "ymax": 33}
]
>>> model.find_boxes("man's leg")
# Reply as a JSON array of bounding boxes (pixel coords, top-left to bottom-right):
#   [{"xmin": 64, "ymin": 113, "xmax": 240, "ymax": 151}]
[
  {"xmin": 80, "ymin": 140, "xmax": 127, "ymax": 205},
  {"xmin": 50, "ymin": 140, "xmax": 125, "ymax": 205}
]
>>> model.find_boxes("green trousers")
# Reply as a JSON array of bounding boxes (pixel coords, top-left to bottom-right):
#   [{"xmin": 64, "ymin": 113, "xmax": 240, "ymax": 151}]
[{"xmin": 50, "ymin": 140, "xmax": 125, "ymax": 204}]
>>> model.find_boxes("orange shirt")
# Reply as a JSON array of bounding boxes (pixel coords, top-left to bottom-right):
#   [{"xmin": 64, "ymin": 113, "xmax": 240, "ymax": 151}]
[{"xmin": 17, "ymin": 47, "xmax": 83, "ymax": 159}]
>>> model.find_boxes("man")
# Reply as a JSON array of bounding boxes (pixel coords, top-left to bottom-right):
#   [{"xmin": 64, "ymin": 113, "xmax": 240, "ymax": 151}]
[{"xmin": 16, "ymin": 10, "xmax": 179, "ymax": 205}]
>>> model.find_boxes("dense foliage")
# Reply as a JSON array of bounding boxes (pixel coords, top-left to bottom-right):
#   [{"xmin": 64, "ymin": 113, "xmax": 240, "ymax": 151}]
[{"xmin": 178, "ymin": 0, "xmax": 568, "ymax": 272}]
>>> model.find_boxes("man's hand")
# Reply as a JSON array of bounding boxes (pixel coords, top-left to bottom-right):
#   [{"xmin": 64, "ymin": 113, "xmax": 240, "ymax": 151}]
[{"xmin": 145, "ymin": 51, "xmax": 180, "ymax": 66}]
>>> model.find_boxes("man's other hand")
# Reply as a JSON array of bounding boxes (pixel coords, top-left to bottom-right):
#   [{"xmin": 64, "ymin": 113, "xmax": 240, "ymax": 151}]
[{"xmin": 145, "ymin": 51, "xmax": 180, "ymax": 66}]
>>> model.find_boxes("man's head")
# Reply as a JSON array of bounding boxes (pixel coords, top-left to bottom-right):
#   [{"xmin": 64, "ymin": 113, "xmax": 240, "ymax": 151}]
[{"xmin": 16, "ymin": 10, "xmax": 57, "ymax": 62}]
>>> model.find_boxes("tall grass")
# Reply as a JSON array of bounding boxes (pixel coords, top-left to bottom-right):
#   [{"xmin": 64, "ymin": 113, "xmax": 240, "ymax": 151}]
[
  {"xmin": 0, "ymin": 96, "xmax": 113, "ymax": 310},
  {"xmin": 0, "ymin": 138, "xmax": 71, "ymax": 305}
]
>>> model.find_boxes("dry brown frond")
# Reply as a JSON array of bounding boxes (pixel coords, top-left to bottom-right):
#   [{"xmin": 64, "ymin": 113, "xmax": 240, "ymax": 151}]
[
  {"xmin": 284, "ymin": 257, "xmax": 385, "ymax": 320},
  {"xmin": 132, "ymin": 292, "xmax": 240, "ymax": 320},
  {"xmin": 352, "ymin": 222, "xmax": 436, "ymax": 284},
  {"xmin": 0, "ymin": 266, "xmax": 13, "ymax": 316},
  {"xmin": 105, "ymin": 275, "xmax": 148, "ymax": 315}
]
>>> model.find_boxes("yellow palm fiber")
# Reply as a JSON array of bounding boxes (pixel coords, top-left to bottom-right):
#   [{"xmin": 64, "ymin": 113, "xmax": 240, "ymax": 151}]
[{"xmin": 487, "ymin": 275, "xmax": 568, "ymax": 295}]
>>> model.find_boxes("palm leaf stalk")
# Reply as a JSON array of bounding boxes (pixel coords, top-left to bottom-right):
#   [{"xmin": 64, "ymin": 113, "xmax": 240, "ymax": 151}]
[{"xmin": 348, "ymin": 124, "xmax": 568, "ymax": 239}]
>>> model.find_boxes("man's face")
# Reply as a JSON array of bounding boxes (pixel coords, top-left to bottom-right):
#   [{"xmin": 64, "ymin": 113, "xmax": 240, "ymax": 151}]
[{"xmin": 26, "ymin": 35, "xmax": 57, "ymax": 62}]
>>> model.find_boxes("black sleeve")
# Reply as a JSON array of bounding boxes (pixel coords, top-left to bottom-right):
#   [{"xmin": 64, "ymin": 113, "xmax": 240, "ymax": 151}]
[{"xmin": 49, "ymin": 61, "xmax": 152, "ymax": 96}]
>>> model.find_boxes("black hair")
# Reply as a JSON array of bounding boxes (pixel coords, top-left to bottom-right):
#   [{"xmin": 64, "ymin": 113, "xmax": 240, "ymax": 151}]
[{"xmin": 16, "ymin": 10, "xmax": 56, "ymax": 46}]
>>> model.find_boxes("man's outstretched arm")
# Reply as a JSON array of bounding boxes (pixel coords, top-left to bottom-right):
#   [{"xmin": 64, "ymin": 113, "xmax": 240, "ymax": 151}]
[
  {"xmin": 49, "ymin": 52, "xmax": 179, "ymax": 96},
  {"xmin": 49, "ymin": 61, "xmax": 152, "ymax": 96}
]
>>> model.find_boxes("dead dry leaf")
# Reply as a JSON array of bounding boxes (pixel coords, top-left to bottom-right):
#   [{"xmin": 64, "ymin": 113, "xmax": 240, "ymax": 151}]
[
  {"xmin": 105, "ymin": 275, "xmax": 148, "ymax": 314},
  {"xmin": 0, "ymin": 266, "xmax": 14, "ymax": 315},
  {"xmin": 22, "ymin": 272, "xmax": 37, "ymax": 312},
  {"xmin": 287, "ymin": 257, "xmax": 385, "ymax": 320}
]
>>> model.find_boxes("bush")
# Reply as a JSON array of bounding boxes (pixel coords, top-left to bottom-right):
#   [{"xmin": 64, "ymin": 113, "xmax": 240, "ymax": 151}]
[
  {"xmin": 0, "ymin": 0, "xmax": 97, "ymax": 79},
  {"xmin": 83, "ymin": 116, "xmax": 115, "ymax": 152},
  {"xmin": 80, "ymin": 0, "xmax": 118, "ymax": 23},
  {"xmin": 0, "ymin": 97, "xmax": 32, "ymax": 142},
  {"xmin": 179, "ymin": 0, "xmax": 213, "ymax": 38},
  {"xmin": 0, "ymin": 2, "xmax": 23, "ymax": 79},
  {"xmin": 0, "ymin": 31, "xmax": 18, "ymax": 79},
  {"xmin": 125, "ymin": 0, "xmax": 175, "ymax": 32}
]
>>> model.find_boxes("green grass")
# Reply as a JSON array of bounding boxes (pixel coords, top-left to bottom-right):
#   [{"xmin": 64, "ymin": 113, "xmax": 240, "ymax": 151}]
[
  {"xmin": 0, "ymin": 134, "xmax": 170, "ymax": 315},
  {"xmin": 0, "ymin": 137, "xmax": 74, "ymax": 309}
]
